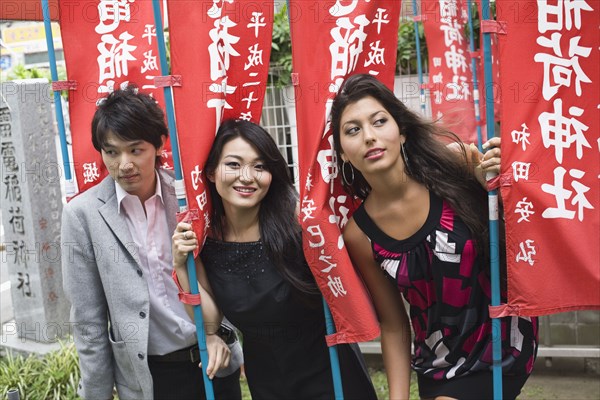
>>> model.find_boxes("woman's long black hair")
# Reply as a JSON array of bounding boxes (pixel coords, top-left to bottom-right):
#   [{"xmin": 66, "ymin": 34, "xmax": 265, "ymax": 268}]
[
  {"xmin": 331, "ymin": 74, "xmax": 491, "ymax": 259},
  {"xmin": 205, "ymin": 119, "xmax": 319, "ymax": 296}
]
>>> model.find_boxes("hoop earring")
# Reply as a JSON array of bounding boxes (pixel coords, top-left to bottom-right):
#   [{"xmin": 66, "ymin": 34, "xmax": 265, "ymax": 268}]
[
  {"xmin": 341, "ymin": 161, "xmax": 355, "ymax": 186},
  {"xmin": 401, "ymin": 142, "xmax": 412, "ymax": 175}
]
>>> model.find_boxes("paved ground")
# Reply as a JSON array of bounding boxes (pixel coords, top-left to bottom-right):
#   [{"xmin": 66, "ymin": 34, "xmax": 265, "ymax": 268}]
[
  {"xmin": 365, "ymin": 354, "xmax": 600, "ymax": 399},
  {"xmin": 519, "ymin": 357, "xmax": 599, "ymax": 399}
]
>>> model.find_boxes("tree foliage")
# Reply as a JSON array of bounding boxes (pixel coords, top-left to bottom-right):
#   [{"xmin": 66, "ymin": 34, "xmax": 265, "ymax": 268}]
[{"xmin": 269, "ymin": 6, "xmax": 430, "ymax": 87}]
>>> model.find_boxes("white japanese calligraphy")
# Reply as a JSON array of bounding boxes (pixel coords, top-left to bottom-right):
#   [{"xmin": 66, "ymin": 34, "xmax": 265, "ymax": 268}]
[
  {"xmin": 516, "ymin": 239, "xmax": 536, "ymax": 266},
  {"xmin": 538, "ymin": 0, "xmax": 593, "ymax": 33},
  {"xmin": 539, "ymin": 99, "xmax": 591, "ymax": 164},
  {"xmin": 247, "ymin": 11, "xmax": 266, "ymax": 37},
  {"xmin": 444, "ymin": 45, "xmax": 468, "ymax": 75},
  {"xmin": 316, "ymin": 137, "xmax": 339, "ymax": 185},
  {"xmin": 327, "ymin": 275, "xmax": 347, "ymax": 297},
  {"xmin": 329, "ymin": 15, "xmax": 370, "ymax": 81},
  {"xmin": 330, "ymin": 0, "xmax": 359, "ymax": 17},
  {"xmin": 515, "ymin": 197, "xmax": 535, "ymax": 223},
  {"xmin": 542, "ymin": 166, "xmax": 593, "ymax": 221},
  {"xmin": 512, "ymin": 161, "xmax": 532, "ymax": 182},
  {"xmin": 301, "ymin": 196, "xmax": 317, "ymax": 222},
  {"xmin": 208, "ymin": 16, "xmax": 241, "ymax": 81},
  {"xmin": 319, "ymin": 250, "xmax": 337, "ymax": 273},
  {"xmin": 307, "ymin": 225, "xmax": 325, "ymax": 248},
  {"xmin": 142, "ymin": 24, "xmax": 156, "ymax": 45},
  {"xmin": 95, "ymin": 0, "xmax": 133, "ymax": 35},
  {"xmin": 83, "ymin": 162, "xmax": 100, "ymax": 184},
  {"xmin": 364, "ymin": 40, "xmax": 386, "ymax": 68},
  {"xmin": 245, "ymin": 44, "xmax": 263, "ymax": 70},
  {"xmin": 196, "ymin": 191, "xmax": 208, "ymax": 211},
  {"xmin": 511, "ymin": 123, "xmax": 531, "ymax": 151},
  {"xmin": 141, "ymin": 50, "xmax": 158, "ymax": 74},
  {"xmin": 190, "ymin": 165, "xmax": 203, "ymax": 191},
  {"xmin": 97, "ymin": 32, "xmax": 137, "ymax": 83},
  {"xmin": 534, "ymin": 33, "xmax": 592, "ymax": 99},
  {"xmin": 372, "ymin": 8, "xmax": 390, "ymax": 34},
  {"xmin": 440, "ymin": 19, "xmax": 464, "ymax": 47}
]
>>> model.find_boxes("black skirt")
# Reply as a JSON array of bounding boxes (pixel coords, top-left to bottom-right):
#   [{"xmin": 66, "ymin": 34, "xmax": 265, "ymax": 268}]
[
  {"xmin": 202, "ymin": 238, "xmax": 377, "ymax": 400},
  {"xmin": 418, "ymin": 372, "xmax": 530, "ymax": 400}
]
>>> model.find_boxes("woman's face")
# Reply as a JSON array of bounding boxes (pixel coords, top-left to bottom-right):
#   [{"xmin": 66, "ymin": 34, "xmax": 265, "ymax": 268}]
[
  {"xmin": 210, "ymin": 137, "xmax": 272, "ymax": 213},
  {"xmin": 338, "ymin": 96, "xmax": 405, "ymax": 177}
]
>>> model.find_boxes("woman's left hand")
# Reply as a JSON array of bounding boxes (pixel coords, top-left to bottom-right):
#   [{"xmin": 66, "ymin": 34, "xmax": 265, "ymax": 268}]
[
  {"xmin": 480, "ymin": 136, "xmax": 501, "ymax": 176},
  {"xmin": 172, "ymin": 222, "xmax": 198, "ymax": 268},
  {"xmin": 202, "ymin": 333, "xmax": 231, "ymax": 379},
  {"xmin": 473, "ymin": 136, "xmax": 501, "ymax": 188}
]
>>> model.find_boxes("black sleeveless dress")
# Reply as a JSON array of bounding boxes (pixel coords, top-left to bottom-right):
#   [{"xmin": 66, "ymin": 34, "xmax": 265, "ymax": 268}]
[{"xmin": 201, "ymin": 237, "xmax": 377, "ymax": 400}]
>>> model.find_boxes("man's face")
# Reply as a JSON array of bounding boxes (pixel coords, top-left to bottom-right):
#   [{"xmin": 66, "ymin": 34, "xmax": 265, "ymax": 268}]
[{"xmin": 101, "ymin": 131, "xmax": 164, "ymax": 202}]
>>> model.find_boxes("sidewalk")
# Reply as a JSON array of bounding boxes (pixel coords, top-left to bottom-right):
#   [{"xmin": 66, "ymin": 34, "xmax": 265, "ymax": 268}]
[
  {"xmin": 520, "ymin": 357, "xmax": 599, "ymax": 400},
  {"xmin": 363, "ymin": 353, "xmax": 599, "ymax": 399}
]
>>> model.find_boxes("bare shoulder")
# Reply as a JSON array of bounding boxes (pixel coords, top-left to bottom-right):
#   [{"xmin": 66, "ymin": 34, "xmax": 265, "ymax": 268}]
[
  {"xmin": 343, "ymin": 217, "xmax": 376, "ymax": 272},
  {"xmin": 344, "ymin": 216, "xmax": 407, "ymax": 323},
  {"xmin": 343, "ymin": 217, "xmax": 370, "ymax": 251}
]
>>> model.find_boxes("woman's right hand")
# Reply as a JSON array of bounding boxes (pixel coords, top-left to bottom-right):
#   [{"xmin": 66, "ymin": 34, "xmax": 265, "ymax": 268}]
[{"xmin": 172, "ymin": 222, "xmax": 198, "ymax": 268}]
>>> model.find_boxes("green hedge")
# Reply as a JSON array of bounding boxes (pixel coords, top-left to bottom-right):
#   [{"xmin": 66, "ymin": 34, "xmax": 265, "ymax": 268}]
[
  {"xmin": 0, "ymin": 342, "xmax": 422, "ymax": 399},
  {"xmin": 0, "ymin": 343, "xmax": 80, "ymax": 400}
]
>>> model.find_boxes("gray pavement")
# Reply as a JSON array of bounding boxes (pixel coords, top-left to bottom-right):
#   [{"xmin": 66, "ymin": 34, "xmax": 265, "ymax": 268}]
[{"xmin": 521, "ymin": 357, "xmax": 600, "ymax": 399}]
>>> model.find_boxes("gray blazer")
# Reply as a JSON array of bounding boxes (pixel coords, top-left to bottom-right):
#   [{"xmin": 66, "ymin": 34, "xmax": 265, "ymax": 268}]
[{"xmin": 62, "ymin": 169, "xmax": 178, "ymax": 400}]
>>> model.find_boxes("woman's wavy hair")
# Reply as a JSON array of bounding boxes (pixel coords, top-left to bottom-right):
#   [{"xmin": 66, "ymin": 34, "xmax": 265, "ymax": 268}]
[
  {"xmin": 331, "ymin": 74, "xmax": 491, "ymax": 258},
  {"xmin": 205, "ymin": 119, "xmax": 319, "ymax": 296}
]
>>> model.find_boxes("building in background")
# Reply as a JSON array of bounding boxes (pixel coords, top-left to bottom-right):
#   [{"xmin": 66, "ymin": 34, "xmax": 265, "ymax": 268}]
[{"xmin": 0, "ymin": 21, "xmax": 63, "ymax": 77}]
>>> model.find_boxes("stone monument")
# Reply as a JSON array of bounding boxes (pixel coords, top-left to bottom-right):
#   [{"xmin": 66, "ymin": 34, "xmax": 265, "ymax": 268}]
[{"xmin": 1, "ymin": 81, "xmax": 69, "ymax": 343}]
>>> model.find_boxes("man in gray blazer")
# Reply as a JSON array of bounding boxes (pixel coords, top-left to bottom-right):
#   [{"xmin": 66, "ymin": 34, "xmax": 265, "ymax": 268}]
[{"xmin": 61, "ymin": 88, "xmax": 241, "ymax": 399}]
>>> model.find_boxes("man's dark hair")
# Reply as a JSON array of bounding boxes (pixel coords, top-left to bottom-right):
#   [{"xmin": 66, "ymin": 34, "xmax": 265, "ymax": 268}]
[{"xmin": 91, "ymin": 87, "xmax": 168, "ymax": 157}]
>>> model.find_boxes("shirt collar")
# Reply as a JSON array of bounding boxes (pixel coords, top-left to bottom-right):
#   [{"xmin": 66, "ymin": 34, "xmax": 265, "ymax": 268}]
[{"xmin": 116, "ymin": 170, "xmax": 164, "ymax": 213}]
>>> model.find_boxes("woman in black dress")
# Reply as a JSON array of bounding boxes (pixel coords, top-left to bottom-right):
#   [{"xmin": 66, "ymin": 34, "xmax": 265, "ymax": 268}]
[{"xmin": 172, "ymin": 120, "xmax": 377, "ymax": 399}]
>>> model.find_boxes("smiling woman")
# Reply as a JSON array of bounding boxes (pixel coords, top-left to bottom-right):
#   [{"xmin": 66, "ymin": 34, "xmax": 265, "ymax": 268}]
[
  {"xmin": 208, "ymin": 137, "xmax": 273, "ymax": 224},
  {"xmin": 171, "ymin": 119, "xmax": 378, "ymax": 399}
]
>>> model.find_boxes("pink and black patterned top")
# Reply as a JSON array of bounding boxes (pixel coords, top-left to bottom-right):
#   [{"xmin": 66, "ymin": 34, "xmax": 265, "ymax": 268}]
[{"xmin": 353, "ymin": 191, "xmax": 538, "ymax": 380}]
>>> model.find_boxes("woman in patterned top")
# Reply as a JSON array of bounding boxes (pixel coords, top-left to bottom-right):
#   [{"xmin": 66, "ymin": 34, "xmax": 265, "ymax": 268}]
[{"xmin": 331, "ymin": 74, "xmax": 538, "ymax": 400}]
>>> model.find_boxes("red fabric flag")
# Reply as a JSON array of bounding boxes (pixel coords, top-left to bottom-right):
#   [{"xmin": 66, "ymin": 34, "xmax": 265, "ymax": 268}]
[
  {"xmin": 167, "ymin": 0, "xmax": 273, "ymax": 239},
  {"xmin": 493, "ymin": 0, "xmax": 600, "ymax": 317},
  {"xmin": 421, "ymin": 0, "xmax": 478, "ymax": 143},
  {"xmin": 59, "ymin": 0, "xmax": 170, "ymax": 195},
  {"xmin": 475, "ymin": 0, "xmax": 501, "ymax": 129},
  {"xmin": 290, "ymin": 0, "xmax": 401, "ymax": 345},
  {"xmin": 0, "ymin": 0, "xmax": 59, "ymax": 21}
]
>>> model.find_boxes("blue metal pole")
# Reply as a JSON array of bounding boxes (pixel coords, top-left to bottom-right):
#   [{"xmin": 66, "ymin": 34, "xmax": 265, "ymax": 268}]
[
  {"xmin": 323, "ymin": 299, "xmax": 344, "ymax": 400},
  {"xmin": 283, "ymin": 0, "xmax": 344, "ymax": 396},
  {"xmin": 481, "ymin": 1, "xmax": 503, "ymax": 399},
  {"xmin": 40, "ymin": 0, "xmax": 76, "ymax": 198},
  {"xmin": 467, "ymin": 0, "xmax": 484, "ymax": 151},
  {"xmin": 151, "ymin": 1, "xmax": 214, "ymax": 399},
  {"xmin": 412, "ymin": 0, "xmax": 427, "ymax": 115}
]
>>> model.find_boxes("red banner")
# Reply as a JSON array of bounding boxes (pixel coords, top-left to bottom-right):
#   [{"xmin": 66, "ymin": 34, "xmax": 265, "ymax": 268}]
[
  {"xmin": 475, "ymin": 0, "xmax": 501, "ymax": 128},
  {"xmin": 290, "ymin": 0, "xmax": 401, "ymax": 344},
  {"xmin": 60, "ymin": 0, "xmax": 169, "ymax": 194},
  {"xmin": 495, "ymin": 0, "xmax": 599, "ymax": 316},
  {"xmin": 0, "ymin": 0, "xmax": 59, "ymax": 21},
  {"xmin": 168, "ymin": 0, "xmax": 273, "ymax": 238},
  {"xmin": 422, "ymin": 0, "xmax": 478, "ymax": 143}
]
